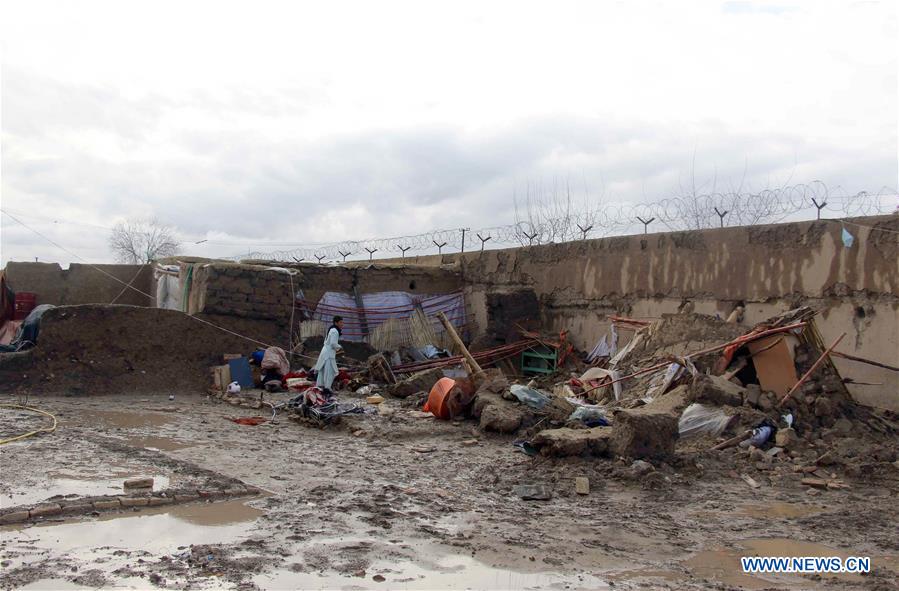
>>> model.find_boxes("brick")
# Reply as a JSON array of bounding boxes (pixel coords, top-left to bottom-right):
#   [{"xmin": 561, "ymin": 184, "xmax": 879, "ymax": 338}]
[
  {"xmin": 59, "ymin": 502, "xmax": 94, "ymax": 515},
  {"xmin": 93, "ymin": 499, "xmax": 122, "ymax": 511},
  {"xmin": 148, "ymin": 496, "xmax": 174, "ymax": 506},
  {"xmin": 0, "ymin": 511, "xmax": 30, "ymax": 524},
  {"xmin": 123, "ymin": 477, "xmax": 154, "ymax": 489},
  {"xmin": 174, "ymin": 493, "xmax": 200, "ymax": 503},
  {"xmin": 120, "ymin": 497, "xmax": 150, "ymax": 507},
  {"xmin": 198, "ymin": 489, "xmax": 224, "ymax": 499},
  {"xmin": 29, "ymin": 503, "xmax": 62, "ymax": 518}
]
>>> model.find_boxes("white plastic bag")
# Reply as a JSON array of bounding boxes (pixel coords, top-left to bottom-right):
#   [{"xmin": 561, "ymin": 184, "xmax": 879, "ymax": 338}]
[
  {"xmin": 227, "ymin": 381, "xmax": 241, "ymax": 395},
  {"xmin": 678, "ymin": 403, "xmax": 733, "ymax": 439}
]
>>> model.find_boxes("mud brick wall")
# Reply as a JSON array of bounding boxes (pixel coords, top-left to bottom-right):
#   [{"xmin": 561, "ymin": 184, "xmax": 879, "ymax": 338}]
[
  {"xmin": 295, "ymin": 264, "xmax": 463, "ymax": 305},
  {"xmin": 385, "ymin": 215, "xmax": 899, "ymax": 411},
  {"xmin": 3, "ymin": 262, "xmax": 154, "ymax": 307},
  {"xmin": 188, "ymin": 265, "xmax": 297, "ymax": 320},
  {"xmin": 181, "ymin": 262, "xmax": 465, "ymax": 350}
]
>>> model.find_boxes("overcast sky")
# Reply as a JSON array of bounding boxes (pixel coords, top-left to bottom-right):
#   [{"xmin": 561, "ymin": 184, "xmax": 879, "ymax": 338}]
[{"xmin": 1, "ymin": 0, "xmax": 896, "ymax": 266}]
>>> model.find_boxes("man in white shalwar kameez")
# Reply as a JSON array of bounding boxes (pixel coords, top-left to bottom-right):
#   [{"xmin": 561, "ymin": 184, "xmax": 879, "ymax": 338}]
[{"xmin": 314, "ymin": 316, "xmax": 344, "ymax": 391}]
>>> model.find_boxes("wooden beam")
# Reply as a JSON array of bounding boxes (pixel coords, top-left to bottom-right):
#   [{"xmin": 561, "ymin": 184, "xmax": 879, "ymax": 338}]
[{"xmin": 437, "ymin": 311, "xmax": 484, "ymax": 382}]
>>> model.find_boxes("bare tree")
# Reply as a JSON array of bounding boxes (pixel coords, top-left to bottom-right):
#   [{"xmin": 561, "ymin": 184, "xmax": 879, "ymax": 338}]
[
  {"xmin": 108, "ymin": 218, "xmax": 181, "ymax": 263},
  {"xmin": 513, "ymin": 177, "xmax": 581, "ymax": 245}
]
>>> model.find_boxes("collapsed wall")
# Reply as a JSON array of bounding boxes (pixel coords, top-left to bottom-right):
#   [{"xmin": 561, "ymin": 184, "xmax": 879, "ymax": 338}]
[{"xmin": 389, "ymin": 215, "xmax": 899, "ymax": 411}]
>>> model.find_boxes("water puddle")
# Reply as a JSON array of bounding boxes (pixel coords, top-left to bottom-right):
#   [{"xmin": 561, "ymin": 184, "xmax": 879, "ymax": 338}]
[
  {"xmin": 1, "ymin": 499, "xmax": 264, "ymax": 571},
  {"xmin": 739, "ymin": 501, "xmax": 826, "ymax": 519},
  {"xmin": 120, "ymin": 435, "xmax": 193, "ymax": 452},
  {"xmin": 253, "ymin": 536, "xmax": 608, "ymax": 591},
  {"xmin": 18, "ymin": 580, "xmax": 91, "ymax": 590},
  {"xmin": 683, "ymin": 538, "xmax": 867, "ymax": 589},
  {"xmin": 19, "ymin": 577, "xmax": 154, "ymax": 590},
  {"xmin": 256, "ymin": 553, "xmax": 607, "ymax": 591},
  {"xmin": 89, "ymin": 410, "xmax": 174, "ymax": 429},
  {"xmin": 608, "ymin": 568, "xmax": 680, "ymax": 584},
  {"xmin": 1, "ymin": 475, "xmax": 170, "ymax": 508}
]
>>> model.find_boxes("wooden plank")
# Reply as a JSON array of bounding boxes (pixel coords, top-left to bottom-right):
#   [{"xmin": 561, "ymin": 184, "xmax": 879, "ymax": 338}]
[
  {"xmin": 747, "ymin": 335, "xmax": 799, "ymax": 397},
  {"xmin": 437, "ymin": 311, "xmax": 484, "ymax": 383}
]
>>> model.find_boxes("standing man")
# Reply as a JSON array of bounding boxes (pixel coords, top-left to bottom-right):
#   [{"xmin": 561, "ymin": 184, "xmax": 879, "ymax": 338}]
[{"xmin": 314, "ymin": 316, "xmax": 344, "ymax": 392}]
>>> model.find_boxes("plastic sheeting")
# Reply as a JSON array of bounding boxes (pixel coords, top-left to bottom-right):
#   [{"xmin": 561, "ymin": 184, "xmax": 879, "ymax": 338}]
[
  {"xmin": 309, "ymin": 290, "xmax": 466, "ymax": 343},
  {"xmin": 678, "ymin": 403, "xmax": 733, "ymax": 439},
  {"xmin": 155, "ymin": 265, "xmax": 181, "ymax": 310},
  {"xmin": 587, "ymin": 325, "xmax": 619, "ymax": 361}
]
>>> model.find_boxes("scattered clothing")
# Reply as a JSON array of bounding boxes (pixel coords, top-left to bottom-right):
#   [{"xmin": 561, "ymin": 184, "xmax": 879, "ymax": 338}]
[
  {"xmin": 227, "ymin": 416, "xmax": 268, "ymax": 426},
  {"xmin": 261, "ymin": 346, "xmax": 290, "ymax": 376}
]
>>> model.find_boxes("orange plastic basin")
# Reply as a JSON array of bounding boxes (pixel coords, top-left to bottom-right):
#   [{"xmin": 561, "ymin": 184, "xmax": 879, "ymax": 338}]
[{"xmin": 423, "ymin": 377, "xmax": 457, "ymax": 420}]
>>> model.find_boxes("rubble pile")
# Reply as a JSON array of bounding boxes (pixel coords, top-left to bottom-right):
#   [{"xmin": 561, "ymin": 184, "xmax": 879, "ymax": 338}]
[{"xmin": 192, "ymin": 302, "xmax": 897, "ymax": 496}]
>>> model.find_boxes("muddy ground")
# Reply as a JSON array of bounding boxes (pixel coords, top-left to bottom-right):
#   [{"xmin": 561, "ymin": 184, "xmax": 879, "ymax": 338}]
[{"xmin": 1, "ymin": 391, "xmax": 897, "ymax": 591}]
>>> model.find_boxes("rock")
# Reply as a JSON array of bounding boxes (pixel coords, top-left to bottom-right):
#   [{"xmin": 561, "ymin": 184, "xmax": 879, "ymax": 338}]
[
  {"xmin": 479, "ymin": 403, "xmax": 524, "ymax": 434},
  {"xmin": 461, "ymin": 439, "xmax": 479, "ymax": 446},
  {"xmin": 513, "ymin": 484, "xmax": 552, "ymax": 501},
  {"xmin": 575, "ymin": 477, "xmax": 590, "ymax": 495},
  {"xmin": 533, "ymin": 427, "xmax": 612, "ymax": 457},
  {"xmin": 610, "ymin": 408, "xmax": 678, "ymax": 460},
  {"xmin": 758, "ymin": 391, "xmax": 776, "ymax": 411},
  {"xmin": 766, "ymin": 446, "xmax": 784, "ymax": 457},
  {"xmin": 744, "ymin": 384, "xmax": 762, "ymax": 407},
  {"xmin": 640, "ymin": 471, "xmax": 669, "ymax": 490},
  {"xmin": 775, "ymin": 427, "xmax": 800, "ymax": 448},
  {"xmin": 542, "ymin": 396, "xmax": 577, "ymax": 423},
  {"xmin": 366, "ymin": 395, "xmax": 385, "ymax": 405},
  {"xmin": 815, "ymin": 450, "xmax": 838, "ymax": 466},
  {"xmin": 832, "ymin": 418, "xmax": 853, "ymax": 435},
  {"xmin": 690, "ymin": 375, "xmax": 745, "ymax": 407},
  {"xmin": 630, "ymin": 460, "xmax": 654, "ymax": 476},
  {"xmin": 476, "ymin": 368, "xmax": 509, "ymax": 394},
  {"xmin": 644, "ymin": 385, "xmax": 690, "ymax": 415},
  {"xmin": 388, "ymin": 368, "xmax": 444, "ymax": 399},
  {"xmin": 814, "ymin": 396, "xmax": 835, "ymax": 418},
  {"xmin": 749, "ymin": 447, "xmax": 767, "ymax": 463}
]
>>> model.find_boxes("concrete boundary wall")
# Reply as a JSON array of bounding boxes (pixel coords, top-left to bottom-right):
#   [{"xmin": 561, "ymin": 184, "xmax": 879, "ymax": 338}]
[{"xmin": 381, "ymin": 215, "xmax": 899, "ymax": 410}]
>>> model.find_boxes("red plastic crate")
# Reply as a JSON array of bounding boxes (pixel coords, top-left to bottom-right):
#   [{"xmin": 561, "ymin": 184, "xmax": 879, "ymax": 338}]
[{"xmin": 13, "ymin": 292, "xmax": 37, "ymax": 320}]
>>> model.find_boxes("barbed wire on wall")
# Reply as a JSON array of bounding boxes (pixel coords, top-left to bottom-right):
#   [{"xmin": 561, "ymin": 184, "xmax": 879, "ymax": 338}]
[{"xmin": 233, "ymin": 182, "xmax": 896, "ymax": 263}]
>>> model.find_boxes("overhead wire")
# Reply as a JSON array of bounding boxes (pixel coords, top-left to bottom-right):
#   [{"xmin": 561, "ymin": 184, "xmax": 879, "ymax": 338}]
[{"xmin": 0, "ymin": 209, "xmax": 335, "ymax": 366}]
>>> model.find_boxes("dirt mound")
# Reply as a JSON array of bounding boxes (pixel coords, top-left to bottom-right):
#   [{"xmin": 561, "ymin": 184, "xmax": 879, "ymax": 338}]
[
  {"xmin": 0, "ymin": 305, "xmax": 261, "ymax": 395},
  {"xmin": 615, "ymin": 313, "xmax": 747, "ymax": 370}
]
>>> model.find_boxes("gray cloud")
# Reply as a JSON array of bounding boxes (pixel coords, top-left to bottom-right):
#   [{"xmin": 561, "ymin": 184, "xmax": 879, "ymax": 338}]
[{"xmin": 2, "ymin": 66, "xmax": 896, "ymax": 265}]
